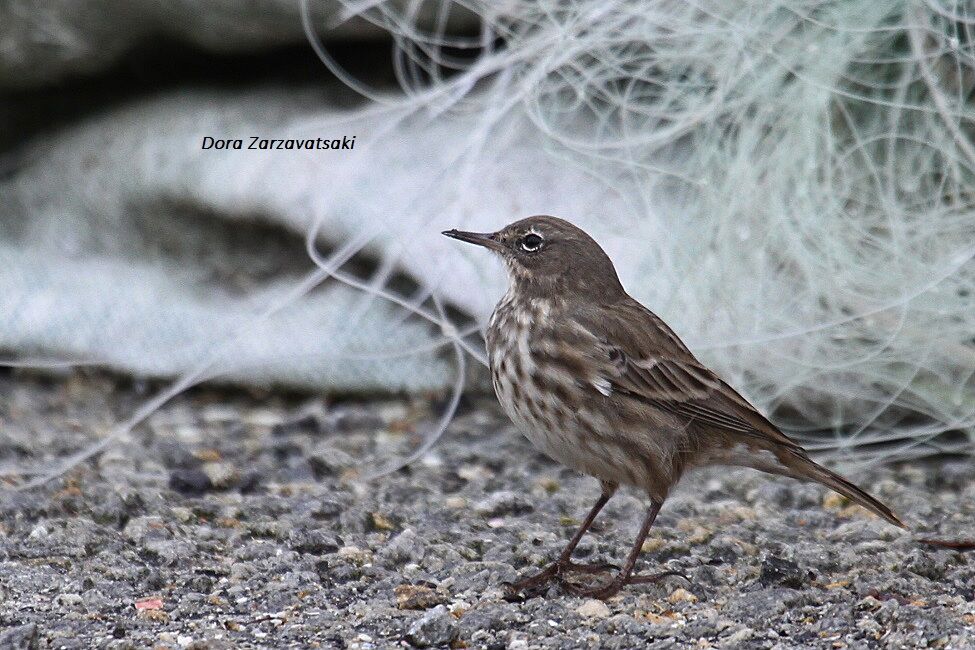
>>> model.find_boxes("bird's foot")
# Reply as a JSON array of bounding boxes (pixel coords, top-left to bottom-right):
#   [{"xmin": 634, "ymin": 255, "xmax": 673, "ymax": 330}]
[
  {"xmin": 502, "ymin": 560, "xmax": 619, "ymax": 600},
  {"xmin": 560, "ymin": 569, "xmax": 689, "ymax": 600},
  {"xmin": 562, "ymin": 560, "xmax": 620, "ymax": 575},
  {"xmin": 627, "ymin": 570, "xmax": 690, "ymax": 586},
  {"xmin": 502, "ymin": 563, "xmax": 559, "ymax": 600}
]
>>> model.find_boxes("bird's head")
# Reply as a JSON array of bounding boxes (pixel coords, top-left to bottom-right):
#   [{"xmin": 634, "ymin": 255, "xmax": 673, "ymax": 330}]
[{"xmin": 442, "ymin": 215, "xmax": 624, "ymax": 299}]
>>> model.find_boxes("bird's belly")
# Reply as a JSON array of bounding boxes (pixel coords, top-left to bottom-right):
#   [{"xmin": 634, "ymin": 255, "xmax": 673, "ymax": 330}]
[
  {"xmin": 496, "ymin": 388, "xmax": 566, "ymax": 464},
  {"xmin": 496, "ymin": 383, "xmax": 595, "ymax": 474},
  {"xmin": 489, "ymin": 331, "xmax": 584, "ymax": 472},
  {"xmin": 492, "ymin": 355, "xmax": 660, "ymax": 490}
]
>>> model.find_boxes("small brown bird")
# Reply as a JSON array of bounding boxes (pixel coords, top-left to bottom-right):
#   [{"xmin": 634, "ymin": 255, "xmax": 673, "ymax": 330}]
[{"xmin": 443, "ymin": 215, "xmax": 905, "ymax": 599}]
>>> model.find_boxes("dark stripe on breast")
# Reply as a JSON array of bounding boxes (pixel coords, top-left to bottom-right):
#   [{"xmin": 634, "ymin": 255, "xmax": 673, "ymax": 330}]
[{"xmin": 534, "ymin": 349, "xmax": 589, "ymax": 378}]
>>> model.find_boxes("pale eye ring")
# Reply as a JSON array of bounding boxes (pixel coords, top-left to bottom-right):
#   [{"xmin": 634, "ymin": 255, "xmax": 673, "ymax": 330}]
[{"xmin": 520, "ymin": 233, "xmax": 544, "ymax": 252}]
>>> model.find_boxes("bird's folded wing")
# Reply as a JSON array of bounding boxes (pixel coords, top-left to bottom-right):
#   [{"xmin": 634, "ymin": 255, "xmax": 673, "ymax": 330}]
[{"xmin": 571, "ymin": 301, "xmax": 803, "ymax": 452}]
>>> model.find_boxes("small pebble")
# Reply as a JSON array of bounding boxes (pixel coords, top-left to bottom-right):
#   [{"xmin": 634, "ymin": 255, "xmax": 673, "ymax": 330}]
[
  {"xmin": 576, "ymin": 599, "xmax": 611, "ymax": 619},
  {"xmin": 406, "ymin": 605, "xmax": 458, "ymax": 647},
  {"xmin": 168, "ymin": 469, "xmax": 213, "ymax": 495},
  {"xmin": 395, "ymin": 584, "xmax": 443, "ymax": 610}
]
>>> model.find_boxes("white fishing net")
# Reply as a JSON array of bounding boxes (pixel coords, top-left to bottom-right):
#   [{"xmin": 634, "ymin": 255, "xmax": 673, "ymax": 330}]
[
  {"xmin": 3, "ymin": 0, "xmax": 974, "ymax": 487},
  {"xmin": 303, "ymin": 0, "xmax": 975, "ymax": 465}
]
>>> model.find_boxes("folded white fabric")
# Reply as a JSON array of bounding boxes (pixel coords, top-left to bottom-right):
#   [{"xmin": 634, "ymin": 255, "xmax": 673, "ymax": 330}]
[{"xmin": 4, "ymin": 0, "xmax": 974, "ymax": 462}]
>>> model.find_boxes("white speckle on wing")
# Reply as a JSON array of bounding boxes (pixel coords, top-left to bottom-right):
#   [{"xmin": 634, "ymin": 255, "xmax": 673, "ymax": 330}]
[
  {"xmin": 592, "ymin": 376, "xmax": 612, "ymax": 396},
  {"xmin": 532, "ymin": 298, "xmax": 552, "ymax": 321}
]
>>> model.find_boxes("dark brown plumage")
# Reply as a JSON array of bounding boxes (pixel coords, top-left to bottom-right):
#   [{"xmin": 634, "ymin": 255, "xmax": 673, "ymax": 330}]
[{"xmin": 443, "ymin": 215, "xmax": 905, "ymax": 599}]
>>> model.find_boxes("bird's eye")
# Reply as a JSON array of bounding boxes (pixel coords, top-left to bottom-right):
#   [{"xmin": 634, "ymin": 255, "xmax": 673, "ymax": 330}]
[{"xmin": 520, "ymin": 233, "xmax": 544, "ymax": 252}]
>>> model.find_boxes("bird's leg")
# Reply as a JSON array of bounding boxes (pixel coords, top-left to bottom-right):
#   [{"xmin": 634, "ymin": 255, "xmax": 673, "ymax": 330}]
[
  {"xmin": 562, "ymin": 498, "xmax": 684, "ymax": 599},
  {"xmin": 555, "ymin": 482, "xmax": 621, "ymax": 576},
  {"xmin": 504, "ymin": 482, "xmax": 618, "ymax": 596}
]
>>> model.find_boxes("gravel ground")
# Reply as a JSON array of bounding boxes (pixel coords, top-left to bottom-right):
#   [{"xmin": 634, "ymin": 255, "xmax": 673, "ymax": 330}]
[{"xmin": 1, "ymin": 370, "xmax": 974, "ymax": 649}]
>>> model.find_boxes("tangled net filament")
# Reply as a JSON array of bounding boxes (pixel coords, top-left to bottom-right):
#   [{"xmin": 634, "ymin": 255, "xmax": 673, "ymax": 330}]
[{"xmin": 309, "ymin": 0, "xmax": 975, "ymax": 464}]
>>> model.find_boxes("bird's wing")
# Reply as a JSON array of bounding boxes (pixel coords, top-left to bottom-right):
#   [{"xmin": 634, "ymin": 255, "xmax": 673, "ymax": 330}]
[
  {"xmin": 569, "ymin": 298, "xmax": 907, "ymax": 529},
  {"xmin": 571, "ymin": 299, "xmax": 803, "ymax": 452}
]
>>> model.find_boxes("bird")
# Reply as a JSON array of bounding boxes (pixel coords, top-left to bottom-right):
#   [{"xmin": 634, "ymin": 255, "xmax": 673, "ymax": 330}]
[{"xmin": 442, "ymin": 215, "xmax": 905, "ymax": 600}]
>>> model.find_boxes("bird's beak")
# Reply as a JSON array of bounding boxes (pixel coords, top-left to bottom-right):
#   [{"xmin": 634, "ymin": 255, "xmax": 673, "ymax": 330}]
[{"xmin": 441, "ymin": 229, "xmax": 504, "ymax": 252}]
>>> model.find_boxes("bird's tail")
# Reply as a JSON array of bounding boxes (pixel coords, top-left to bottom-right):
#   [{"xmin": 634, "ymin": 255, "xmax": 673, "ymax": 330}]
[{"xmin": 789, "ymin": 454, "xmax": 907, "ymax": 529}]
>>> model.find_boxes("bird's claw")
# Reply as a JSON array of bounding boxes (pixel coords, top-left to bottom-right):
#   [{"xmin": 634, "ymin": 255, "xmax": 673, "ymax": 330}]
[
  {"xmin": 628, "ymin": 569, "xmax": 691, "ymax": 585},
  {"xmin": 559, "ymin": 569, "xmax": 689, "ymax": 600},
  {"xmin": 503, "ymin": 560, "xmax": 619, "ymax": 600},
  {"xmin": 562, "ymin": 560, "xmax": 620, "ymax": 575},
  {"xmin": 502, "ymin": 563, "xmax": 558, "ymax": 600},
  {"xmin": 560, "ymin": 577, "xmax": 625, "ymax": 599}
]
